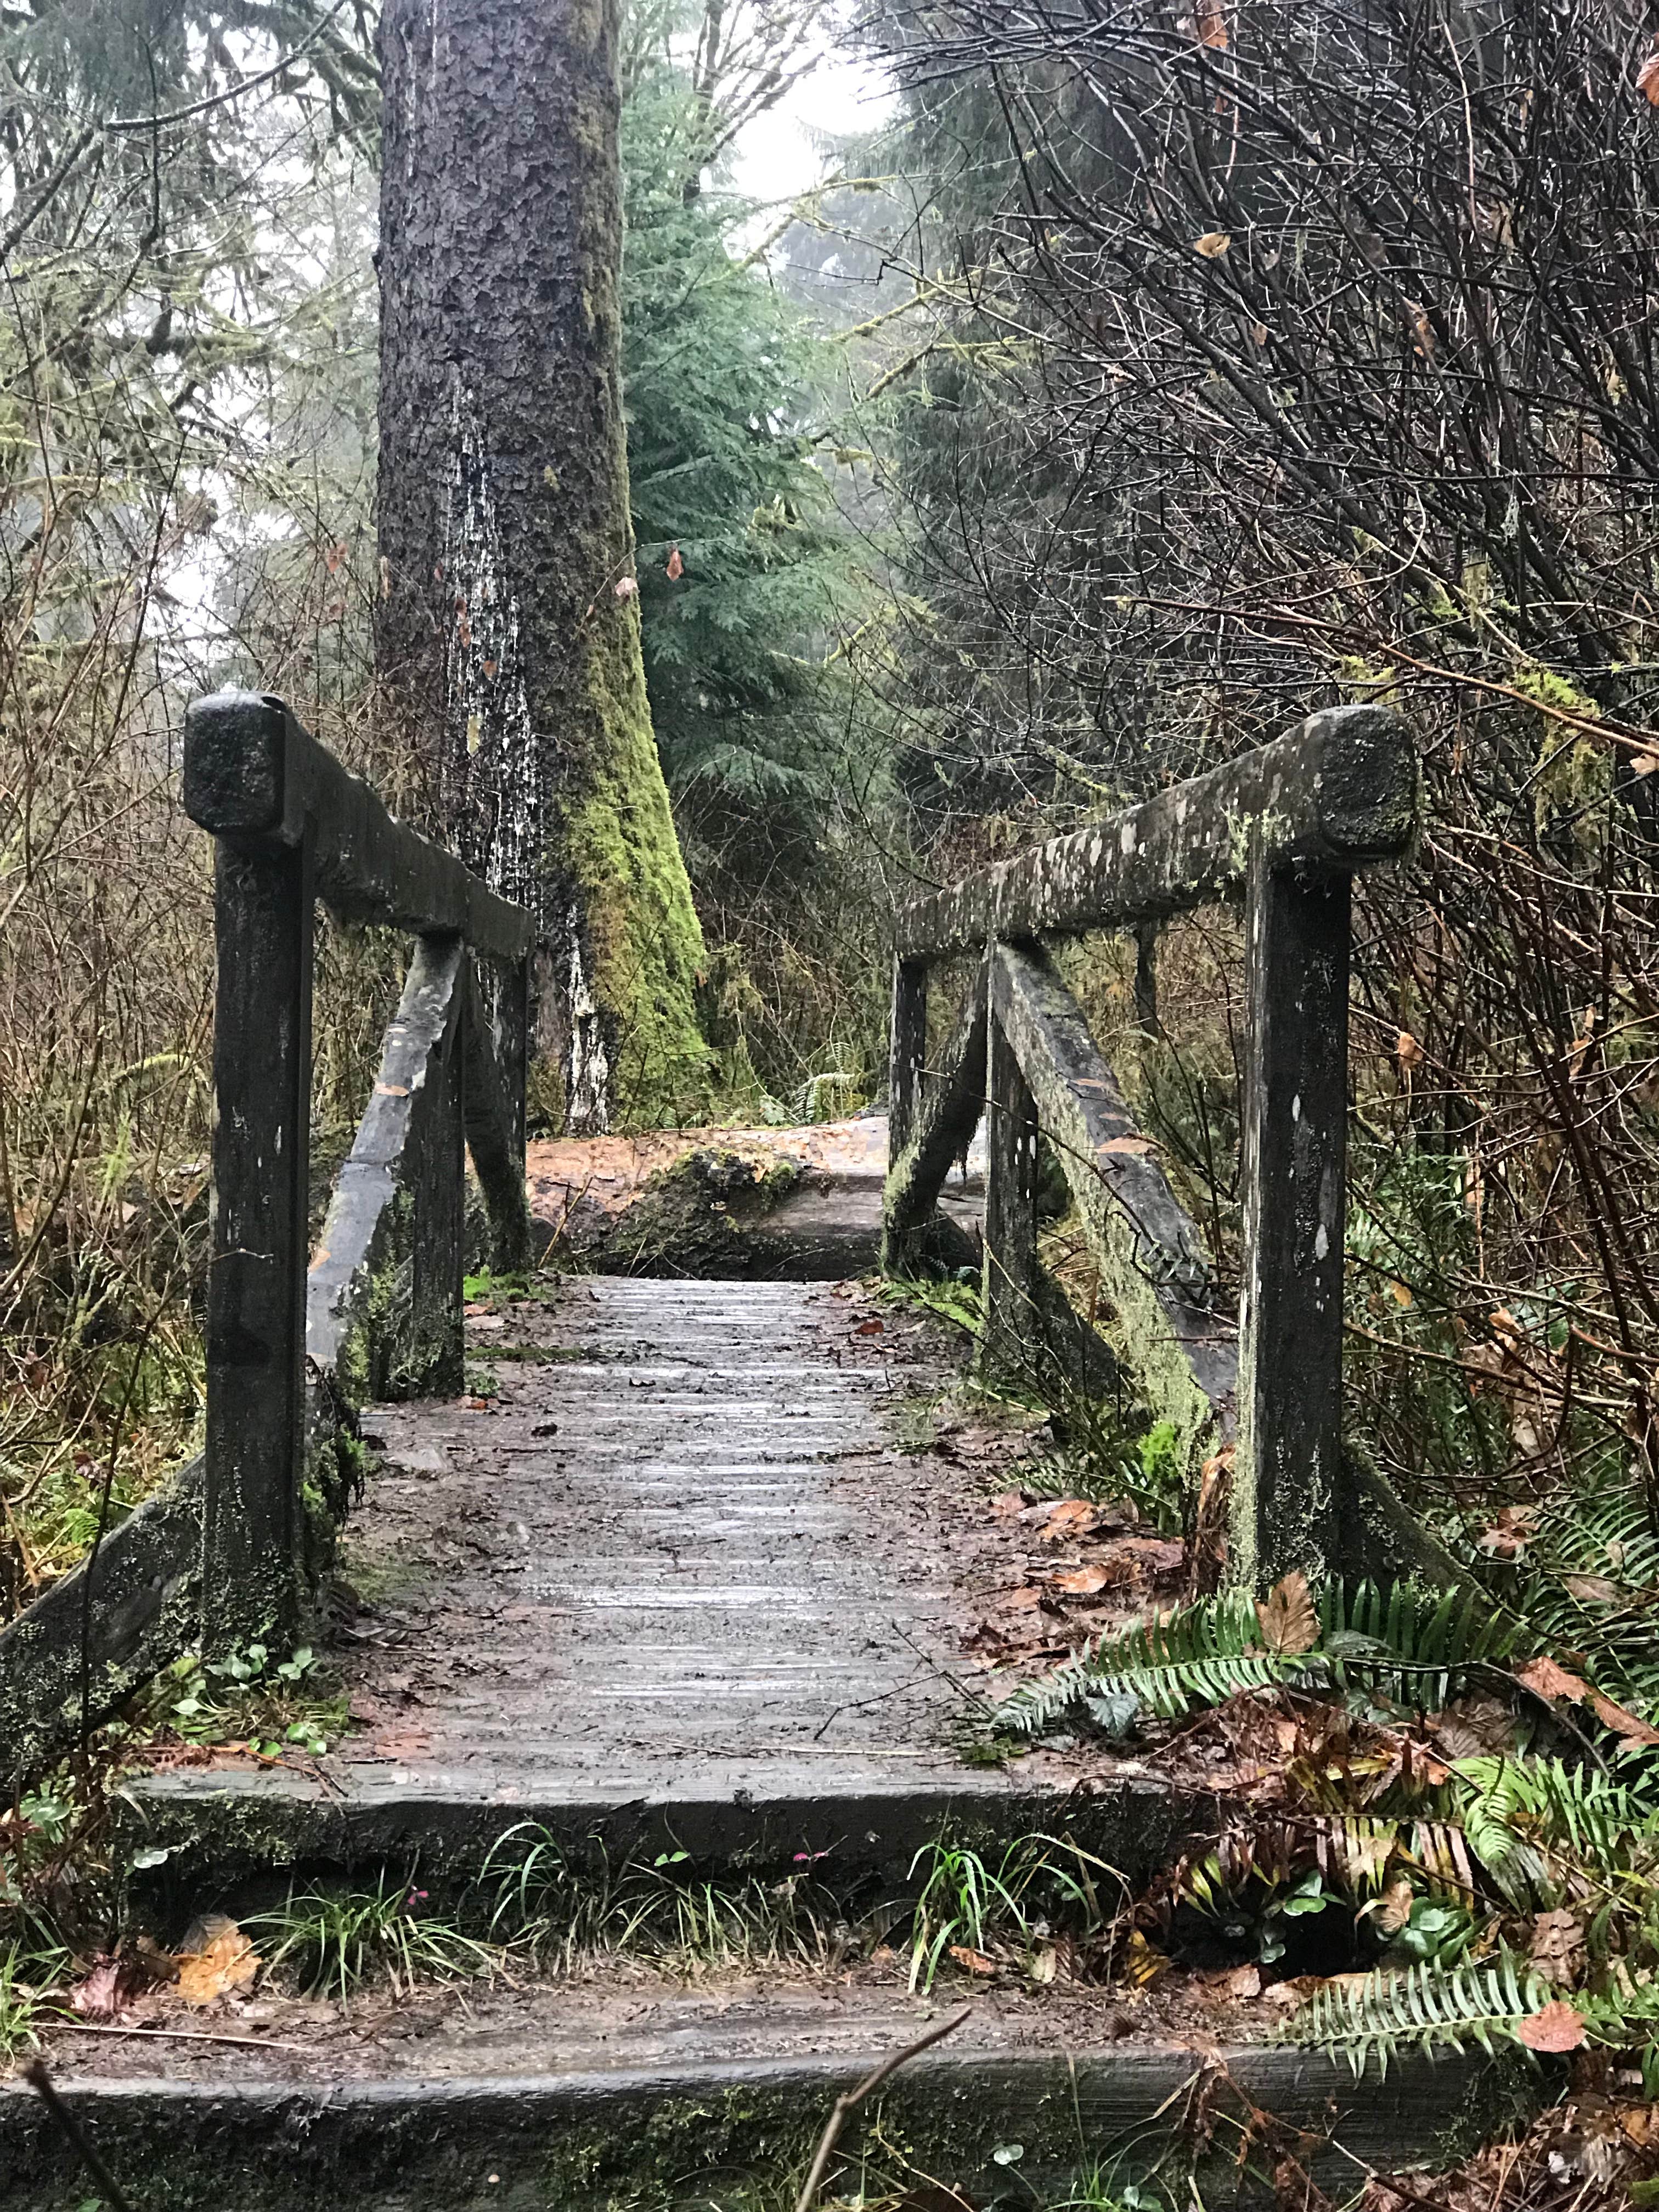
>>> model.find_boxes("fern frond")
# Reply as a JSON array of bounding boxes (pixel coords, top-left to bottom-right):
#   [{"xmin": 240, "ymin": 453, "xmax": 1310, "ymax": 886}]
[
  {"xmin": 1452, "ymin": 1756, "xmax": 1659, "ymax": 1907},
  {"xmin": 1278, "ymin": 1952, "xmax": 1548, "ymax": 2076},
  {"xmin": 1319, "ymin": 1579, "xmax": 1522, "ymax": 1708},
  {"xmin": 992, "ymin": 1654, "xmax": 1098, "ymax": 1740},
  {"xmin": 994, "ymin": 1592, "xmax": 1312, "ymax": 1738},
  {"xmin": 1578, "ymin": 1964, "xmax": 1659, "ymax": 2046}
]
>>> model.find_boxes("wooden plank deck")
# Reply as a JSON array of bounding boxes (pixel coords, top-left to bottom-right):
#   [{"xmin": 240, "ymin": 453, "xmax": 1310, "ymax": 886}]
[{"xmin": 127, "ymin": 1277, "xmax": 1198, "ymax": 1874}]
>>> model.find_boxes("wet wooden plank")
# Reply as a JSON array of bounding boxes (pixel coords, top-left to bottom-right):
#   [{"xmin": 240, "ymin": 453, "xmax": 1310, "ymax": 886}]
[
  {"xmin": 899, "ymin": 706, "xmax": 1415, "ymax": 960},
  {"xmin": 183, "ymin": 689, "xmax": 531, "ymax": 963}
]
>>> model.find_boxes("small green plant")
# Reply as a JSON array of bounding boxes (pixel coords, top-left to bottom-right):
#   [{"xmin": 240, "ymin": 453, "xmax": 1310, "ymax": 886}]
[
  {"xmin": 154, "ymin": 1642, "xmax": 347, "ymax": 1758},
  {"xmin": 0, "ymin": 1937, "xmax": 65, "ymax": 2062},
  {"xmin": 907, "ymin": 1831, "xmax": 1122, "ymax": 1991},
  {"xmin": 253, "ymin": 1874, "xmax": 500, "ymax": 2001},
  {"xmin": 878, "ymin": 1271, "xmax": 983, "ymax": 1338},
  {"xmin": 1381, "ymin": 1894, "xmax": 1482, "ymax": 1968},
  {"xmin": 481, "ymin": 1825, "xmax": 835, "ymax": 1972}
]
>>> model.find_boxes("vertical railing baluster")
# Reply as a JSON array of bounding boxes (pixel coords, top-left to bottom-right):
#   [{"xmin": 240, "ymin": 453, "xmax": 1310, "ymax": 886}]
[
  {"xmin": 1234, "ymin": 855, "xmax": 1354, "ymax": 1588},
  {"xmin": 883, "ymin": 954, "xmax": 930, "ymax": 1276},
  {"xmin": 981, "ymin": 964, "xmax": 1040, "ymax": 1375},
  {"xmin": 202, "ymin": 828, "xmax": 314, "ymax": 1649},
  {"xmin": 888, "ymin": 955, "xmax": 928, "ymax": 1159},
  {"xmin": 411, "ymin": 935, "xmax": 467, "ymax": 1396}
]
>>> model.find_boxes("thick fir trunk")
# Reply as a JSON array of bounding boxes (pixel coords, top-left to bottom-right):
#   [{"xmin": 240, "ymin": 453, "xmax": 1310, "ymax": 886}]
[{"xmin": 376, "ymin": 0, "xmax": 707, "ymax": 1133}]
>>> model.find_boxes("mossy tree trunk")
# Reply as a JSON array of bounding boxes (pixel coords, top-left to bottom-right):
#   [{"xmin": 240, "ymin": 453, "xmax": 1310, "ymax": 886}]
[{"xmin": 376, "ymin": 0, "xmax": 708, "ymax": 1133}]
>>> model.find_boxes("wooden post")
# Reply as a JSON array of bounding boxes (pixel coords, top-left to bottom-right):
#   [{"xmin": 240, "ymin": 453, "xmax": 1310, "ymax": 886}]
[
  {"xmin": 981, "ymin": 978, "xmax": 1040, "ymax": 1376},
  {"xmin": 1233, "ymin": 855, "xmax": 1353, "ymax": 1591},
  {"xmin": 202, "ymin": 830, "xmax": 314, "ymax": 1650},
  {"xmin": 409, "ymin": 936, "xmax": 467, "ymax": 1396},
  {"xmin": 888, "ymin": 957, "xmax": 928, "ymax": 1158},
  {"xmin": 463, "ymin": 953, "xmax": 534, "ymax": 1272}
]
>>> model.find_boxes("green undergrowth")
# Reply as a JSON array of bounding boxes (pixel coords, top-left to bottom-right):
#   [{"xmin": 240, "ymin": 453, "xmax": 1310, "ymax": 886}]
[
  {"xmin": 136, "ymin": 1639, "xmax": 349, "ymax": 1759},
  {"xmin": 993, "ymin": 1565, "xmax": 1659, "ymax": 2082}
]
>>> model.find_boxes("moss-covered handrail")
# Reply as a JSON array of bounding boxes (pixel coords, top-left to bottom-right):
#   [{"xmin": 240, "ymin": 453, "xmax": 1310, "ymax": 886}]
[
  {"xmin": 0, "ymin": 693, "xmax": 535, "ymax": 1787},
  {"xmin": 882, "ymin": 704, "xmax": 1419, "ymax": 1593}
]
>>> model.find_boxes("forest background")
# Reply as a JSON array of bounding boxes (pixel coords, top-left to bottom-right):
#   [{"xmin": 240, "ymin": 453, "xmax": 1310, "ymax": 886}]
[{"xmin": 3, "ymin": 0, "xmax": 1659, "ymax": 1729}]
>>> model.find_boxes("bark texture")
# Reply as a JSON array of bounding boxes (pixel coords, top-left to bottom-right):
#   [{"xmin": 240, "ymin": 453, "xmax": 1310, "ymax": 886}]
[{"xmin": 376, "ymin": 0, "xmax": 707, "ymax": 1133}]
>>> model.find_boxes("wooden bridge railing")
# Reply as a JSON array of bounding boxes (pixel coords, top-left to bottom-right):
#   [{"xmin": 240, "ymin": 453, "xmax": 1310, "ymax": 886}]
[
  {"xmin": 184, "ymin": 690, "xmax": 535, "ymax": 1646},
  {"xmin": 1, "ymin": 692, "xmax": 534, "ymax": 1779},
  {"xmin": 882, "ymin": 704, "xmax": 1420, "ymax": 1593}
]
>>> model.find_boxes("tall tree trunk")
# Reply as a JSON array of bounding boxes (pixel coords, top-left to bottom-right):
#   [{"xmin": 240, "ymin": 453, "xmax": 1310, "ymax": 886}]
[{"xmin": 376, "ymin": 0, "xmax": 707, "ymax": 1134}]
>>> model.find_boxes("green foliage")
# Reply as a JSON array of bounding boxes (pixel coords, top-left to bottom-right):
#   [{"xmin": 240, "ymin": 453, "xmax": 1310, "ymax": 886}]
[
  {"xmin": 0, "ymin": 1915, "xmax": 70, "ymax": 2062},
  {"xmin": 1495, "ymin": 1477, "xmax": 1659, "ymax": 1712},
  {"xmin": 997, "ymin": 1577, "xmax": 1523, "ymax": 1745},
  {"xmin": 253, "ymin": 1874, "xmax": 500, "ymax": 2001},
  {"xmin": 1317, "ymin": 1581, "xmax": 1523, "ymax": 1711},
  {"xmin": 1181, "ymin": 1854, "xmax": 1338, "ymax": 1966},
  {"xmin": 906, "ymin": 1831, "xmax": 1120, "ymax": 1991},
  {"xmin": 148, "ymin": 1643, "xmax": 347, "ymax": 1759},
  {"xmin": 481, "ymin": 1823, "xmax": 834, "ymax": 1973},
  {"xmin": 877, "ymin": 1270, "xmax": 984, "ymax": 1339},
  {"xmin": 621, "ymin": 58, "xmax": 856, "ymax": 842},
  {"xmin": 1280, "ymin": 1952, "xmax": 1548, "ymax": 2075},
  {"xmin": 1451, "ymin": 1754, "xmax": 1659, "ymax": 1912},
  {"xmin": 994, "ymin": 1593, "xmax": 1307, "ymax": 1739},
  {"xmin": 1383, "ymin": 1895, "xmax": 1482, "ymax": 1968}
]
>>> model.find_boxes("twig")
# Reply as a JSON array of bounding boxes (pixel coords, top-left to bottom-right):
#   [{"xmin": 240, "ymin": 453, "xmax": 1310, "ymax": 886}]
[
  {"xmin": 792, "ymin": 2007, "xmax": 973, "ymax": 2212},
  {"xmin": 104, "ymin": 0, "xmax": 352, "ymax": 132},
  {"xmin": 888, "ymin": 1619, "xmax": 999, "ymax": 1722},
  {"xmin": 49, "ymin": 2021, "xmax": 311, "ymax": 2053},
  {"xmin": 24, "ymin": 2059, "xmax": 137, "ymax": 2212}
]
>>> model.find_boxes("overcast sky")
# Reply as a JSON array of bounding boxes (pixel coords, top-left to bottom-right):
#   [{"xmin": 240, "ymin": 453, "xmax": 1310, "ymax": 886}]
[{"xmin": 732, "ymin": 42, "xmax": 898, "ymax": 205}]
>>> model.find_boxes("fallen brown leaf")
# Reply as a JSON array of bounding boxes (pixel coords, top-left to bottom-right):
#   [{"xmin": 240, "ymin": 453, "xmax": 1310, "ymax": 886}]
[
  {"xmin": 1193, "ymin": 230, "xmax": 1231, "ymax": 257},
  {"xmin": 69, "ymin": 1957, "xmax": 129, "ymax": 2021},
  {"xmin": 1038, "ymin": 1499, "xmax": 1101, "ymax": 1542},
  {"xmin": 855, "ymin": 1318, "xmax": 884, "ymax": 1336},
  {"xmin": 1516, "ymin": 1998, "xmax": 1587, "ymax": 2052},
  {"xmin": 174, "ymin": 1917, "xmax": 261, "ymax": 2006},
  {"xmin": 1054, "ymin": 1565, "xmax": 1110, "ymax": 1596},
  {"xmin": 947, "ymin": 1944, "xmax": 998, "ymax": 1975},
  {"xmin": 1002, "ymin": 1586, "xmax": 1046, "ymax": 1612},
  {"xmin": 1561, "ymin": 1573, "xmax": 1621, "ymax": 1605},
  {"xmin": 1257, "ymin": 1569, "xmax": 1319, "ymax": 1655},
  {"xmin": 1639, "ymin": 43, "xmax": 1659, "ymax": 103},
  {"xmin": 1117, "ymin": 1536, "xmax": 1187, "ymax": 1577},
  {"xmin": 1374, "ymin": 1876, "xmax": 1414, "ymax": 1937},
  {"xmin": 1528, "ymin": 1909, "xmax": 1585, "ymax": 1987},
  {"xmin": 988, "ymin": 1491, "xmax": 1026, "ymax": 1519},
  {"xmin": 1517, "ymin": 1654, "xmax": 1592, "ymax": 1703},
  {"xmin": 1588, "ymin": 1689, "xmax": 1659, "ymax": 1747}
]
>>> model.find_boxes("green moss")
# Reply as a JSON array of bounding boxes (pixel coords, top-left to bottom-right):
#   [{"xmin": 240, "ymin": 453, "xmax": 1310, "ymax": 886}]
[{"xmin": 560, "ymin": 592, "xmax": 711, "ymax": 1130}]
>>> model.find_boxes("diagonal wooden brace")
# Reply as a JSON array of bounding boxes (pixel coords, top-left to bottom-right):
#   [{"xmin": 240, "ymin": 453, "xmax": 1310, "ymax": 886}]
[{"xmin": 990, "ymin": 943, "xmax": 1237, "ymax": 1482}]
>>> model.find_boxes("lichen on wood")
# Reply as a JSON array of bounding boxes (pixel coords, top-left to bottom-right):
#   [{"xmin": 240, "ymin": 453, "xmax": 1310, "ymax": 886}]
[{"xmin": 989, "ymin": 944, "xmax": 1237, "ymax": 1485}]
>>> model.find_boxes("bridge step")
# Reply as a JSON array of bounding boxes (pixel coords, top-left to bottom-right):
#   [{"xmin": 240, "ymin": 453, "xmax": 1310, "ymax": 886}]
[
  {"xmin": 3, "ymin": 1982, "xmax": 1508, "ymax": 2210},
  {"xmin": 124, "ymin": 1278, "xmax": 1178, "ymax": 1884}
]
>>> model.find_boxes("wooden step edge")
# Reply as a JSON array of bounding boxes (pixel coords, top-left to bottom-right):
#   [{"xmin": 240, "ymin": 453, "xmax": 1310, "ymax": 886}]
[
  {"xmin": 113, "ymin": 1769, "xmax": 1222, "ymax": 1888},
  {"xmin": 0, "ymin": 2041, "xmax": 1536, "ymax": 2212}
]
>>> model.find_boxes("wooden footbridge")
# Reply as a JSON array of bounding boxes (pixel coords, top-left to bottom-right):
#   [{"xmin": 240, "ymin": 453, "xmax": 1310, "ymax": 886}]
[{"xmin": 0, "ymin": 690, "xmax": 1466, "ymax": 2212}]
